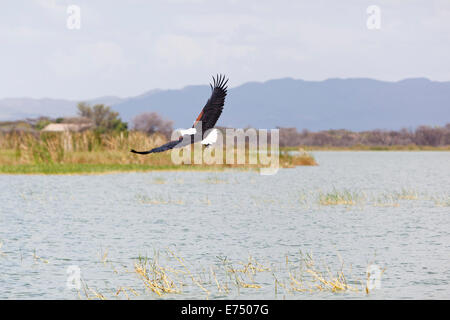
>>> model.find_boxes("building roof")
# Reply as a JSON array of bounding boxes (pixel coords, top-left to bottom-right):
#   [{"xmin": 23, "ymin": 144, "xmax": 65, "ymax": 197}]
[{"xmin": 42, "ymin": 123, "xmax": 92, "ymax": 132}]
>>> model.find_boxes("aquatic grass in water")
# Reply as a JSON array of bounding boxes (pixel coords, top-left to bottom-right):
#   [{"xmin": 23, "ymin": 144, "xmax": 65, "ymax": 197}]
[
  {"xmin": 153, "ymin": 177, "xmax": 166, "ymax": 184},
  {"xmin": 137, "ymin": 194, "xmax": 184, "ymax": 205},
  {"xmin": 393, "ymin": 188, "xmax": 419, "ymax": 200},
  {"xmin": 75, "ymin": 249, "xmax": 376, "ymax": 299},
  {"xmin": 134, "ymin": 255, "xmax": 182, "ymax": 296},
  {"xmin": 373, "ymin": 193, "xmax": 400, "ymax": 207},
  {"xmin": 431, "ymin": 195, "xmax": 450, "ymax": 207},
  {"xmin": 202, "ymin": 176, "xmax": 228, "ymax": 184},
  {"xmin": 286, "ymin": 252, "xmax": 360, "ymax": 293},
  {"xmin": 32, "ymin": 249, "xmax": 49, "ymax": 264},
  {"xmin": 252, "ymin": 187, "xmax": 432, "ymax": 209},
  {"xmin": 314, "ymin": 188, "xmax": 425, "ymax": 207},
  {"xmin": 0, "ymin": 241, "xmax": 6, "ymax": 257},
  {"xmin": 1, "ymin": 152, "xmax": 446, "ymax": 299},
  {"xmin": 318, "ymin": 189, "xmax": 366, "ymax": 206}
]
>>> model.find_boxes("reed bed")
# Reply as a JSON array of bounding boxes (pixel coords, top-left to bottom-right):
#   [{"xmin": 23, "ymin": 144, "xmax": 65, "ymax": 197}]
[
  {"xmin": 318, "ymin": 189, "xmax": 366, "ymax": 206},
  {"xmin": 75, "ymin": 249, "xmax": 379, "ymax": 300},
  {"xmin": 0, "ymin": 131, "xmax": 317, "ymax": 174},
  {"xmin": 392, "ymin": 188, "xmax": 419, "ymax": 200},
  {"xmin": 134, "ymin": 255, "xmax": 183, "ymax": 296},
  {"xmin": 373, "ymin": 193, "xmax": 400, "ymax": 207},
  {"xmin": 431, "ymin": 195, "xmax": 450, "ymax": 207},
  {"xmin": 282, "ymin": 148, "xmax": 317, "ymax": 166},
  {"xmin": 0, "ymin": 131, "xmax": 166, "ymax": 164},
  {"xmin": 137, "ymin": 194, "xmax": 185, "ymax": 205},
  {"xmin": 0, "ymin": 241, "xmax": 6, "ymax": 257},
  {"xmin": 132, "ymin": 187, "xmax": 441, "ymax": 209},
  {"xmin": 313, "ymin": 188, "xmax": 435, "ymax": 207}
]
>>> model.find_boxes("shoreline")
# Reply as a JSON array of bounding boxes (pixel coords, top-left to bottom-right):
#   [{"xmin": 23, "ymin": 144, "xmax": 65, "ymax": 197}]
[
  {"xmin": 0, "ymin": 164, "xmax": 233, "ymax": 175},
  {"xmin": 1, "ymin": 147, "xmax": 449, "ymax": 175},
  {"xmin": 0, "ymin": 163, "xmax": 294, "ymax": 175},
  {"xmin": 291, "ymin": 146, "xmax": 450, "ymax": 151}
]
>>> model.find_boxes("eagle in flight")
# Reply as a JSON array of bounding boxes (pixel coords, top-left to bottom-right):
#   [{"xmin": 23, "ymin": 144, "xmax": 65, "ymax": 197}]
[{"xmin": 131, "ymin": 74, "xmax": 228, "ymax": 154}]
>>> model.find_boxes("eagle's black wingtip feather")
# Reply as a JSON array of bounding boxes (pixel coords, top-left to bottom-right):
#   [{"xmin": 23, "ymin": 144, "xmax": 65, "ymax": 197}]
[
  {"xmin": 131, "ymin": 149, "xmax": 153, "ymax": 155},
  {"xmin": 210, "ymin": 74, "xmax": 228, "ymax": 90}
]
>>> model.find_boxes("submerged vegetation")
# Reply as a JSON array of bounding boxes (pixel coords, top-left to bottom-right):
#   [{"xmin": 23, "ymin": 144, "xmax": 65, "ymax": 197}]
[
  {"xmin": 3, "ymin": 237, "xmax": 381, "ymax": 299},
  {"xmin": 314, "ymin": 188, "xmax": 438, "ymax": 207},
  {"xmin": 318, "ymin": 189, "xmax": 365, "ymax": 206},
  {"xmin": 431, "ymin": 195, "xmax": 450, "ymax": 207},
  {"xmin": 75, "ymin": 249, "xmax": 379, "ymax": 300},
  {"xmin": 0, "ymin": 131, "xmax": 317, "ymax": 174}
]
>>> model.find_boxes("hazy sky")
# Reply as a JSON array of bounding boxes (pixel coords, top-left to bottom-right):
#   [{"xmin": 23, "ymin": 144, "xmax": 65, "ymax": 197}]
[{"xmin": 1, "ymin": 0, "xmax": 449, "ymax": 99}]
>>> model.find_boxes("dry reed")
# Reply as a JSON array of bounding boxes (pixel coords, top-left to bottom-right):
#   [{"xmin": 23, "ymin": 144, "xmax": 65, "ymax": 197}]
[{"xmin": 0, "ymin": 131, "xmax": 317, "ymax": 173}]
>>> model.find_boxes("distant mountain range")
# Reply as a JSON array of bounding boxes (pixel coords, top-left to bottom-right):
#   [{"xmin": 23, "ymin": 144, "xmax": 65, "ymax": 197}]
[{"xmin": 1, "ymin": 77, "xmax": 449, "ymax": 131}]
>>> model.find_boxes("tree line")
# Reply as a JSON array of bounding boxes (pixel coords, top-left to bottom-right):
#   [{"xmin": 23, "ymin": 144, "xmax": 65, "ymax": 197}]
[
  {"xmin": 1, "ymin": 102, "xmax": 449, "ymax": 147},
  {"xmin": 278, "ymin": 125, "xmax": 450, "ymax": 147},
  {"xmin": 0, "ymin": 102, "xmax": 174, "ymax": 139}
]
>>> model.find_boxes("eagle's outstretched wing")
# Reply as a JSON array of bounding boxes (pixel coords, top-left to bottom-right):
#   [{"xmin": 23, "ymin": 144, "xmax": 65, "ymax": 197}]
[
  {"xmin": 130, "ymin": 139, "xmax": 181, "ymax": 154},
  {"xmin": 192, "ymin": 74, "xmax": 228, "ymax": 134}
]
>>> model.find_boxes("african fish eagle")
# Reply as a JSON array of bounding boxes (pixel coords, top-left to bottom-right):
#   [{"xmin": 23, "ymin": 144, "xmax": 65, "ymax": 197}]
[{"xmin": 130, "ymin": 74, "xmax": 228, "ymax": 154}]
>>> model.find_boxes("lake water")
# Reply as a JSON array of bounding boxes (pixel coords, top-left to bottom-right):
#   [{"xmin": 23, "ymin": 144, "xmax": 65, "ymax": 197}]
[{"xmin": 0, "ymin": 152, "xmax": 449, "ymax": 299}]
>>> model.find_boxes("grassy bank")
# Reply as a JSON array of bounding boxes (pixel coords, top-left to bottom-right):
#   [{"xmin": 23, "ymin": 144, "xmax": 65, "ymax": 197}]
[
  {"xmin": 0, "ymin": 131, "xmax": 317, "ymax": 174},
  {"xmin": 0, "ymin": 152, "xmax": 317, "ymax": 174},
  {"xmin": 0, "ymin": 163, "xmax": 207, "ymax": 174}
]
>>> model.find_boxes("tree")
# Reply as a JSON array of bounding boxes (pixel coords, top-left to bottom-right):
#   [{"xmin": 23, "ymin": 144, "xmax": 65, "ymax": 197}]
[
  {"xmin": 414, "ymin": 126, "xmax": 444, "ymax": 146},
  {"xmin": 77, "ymin": 102, "xmax": 127, "ymax": 133},
  {"xmin": 25, "ymin": 117, "xmax": 52, "ymax": 131},
  {"xmin": 278, "ymin": 127, "xmax": 302, "ymax": 147},
  {"xmin": 132, "ymin": 112, "xmax": 173, "ymax": 138}
]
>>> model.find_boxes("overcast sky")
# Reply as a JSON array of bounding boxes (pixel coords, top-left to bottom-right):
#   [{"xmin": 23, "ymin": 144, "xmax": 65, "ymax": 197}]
[{"xmin": 1, "ymin": 0, "xmax": 449, "ymax": 99}]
